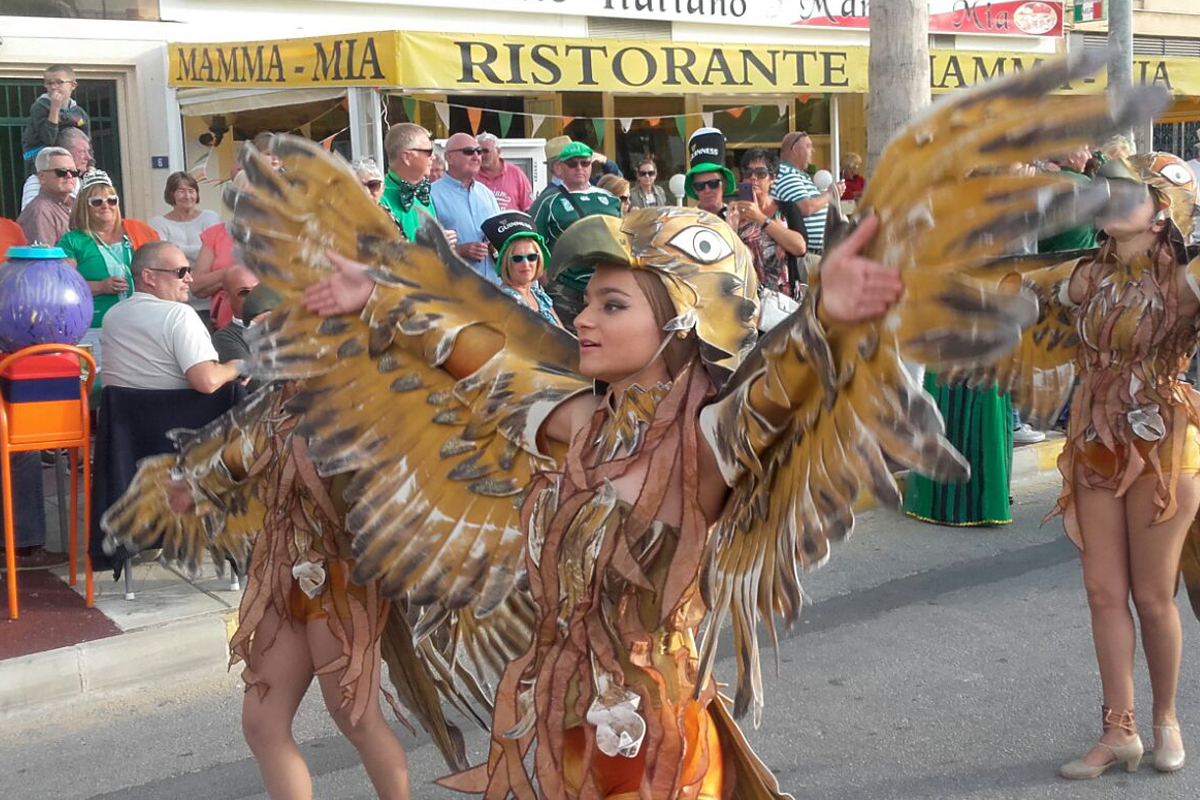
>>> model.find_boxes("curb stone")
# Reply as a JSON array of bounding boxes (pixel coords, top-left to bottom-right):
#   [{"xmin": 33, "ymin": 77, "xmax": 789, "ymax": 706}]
[{"xmin": 0, "ymin": 610, "xmax": 237, "ymax": 718}]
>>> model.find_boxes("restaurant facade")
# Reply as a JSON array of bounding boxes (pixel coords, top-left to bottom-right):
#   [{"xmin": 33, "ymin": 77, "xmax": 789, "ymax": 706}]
[{"xmin": 1, "ymin": 0, "xmax": 1197, "ymax": 220}]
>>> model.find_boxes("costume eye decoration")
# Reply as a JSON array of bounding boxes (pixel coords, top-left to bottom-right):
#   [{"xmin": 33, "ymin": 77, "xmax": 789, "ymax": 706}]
[
  {"xmin": 668, "ymin": 226, "xmax": 732, "ymax": 264},
  {"xmin": 1159, "ymin": 163, "xmax": 1193, "ymax": 186}
]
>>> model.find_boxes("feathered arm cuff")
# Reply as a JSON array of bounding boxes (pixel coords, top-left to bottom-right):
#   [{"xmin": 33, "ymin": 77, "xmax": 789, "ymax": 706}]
[{"xmin": 699, "ymin": 291, "xmax": 844, "ymax": 487}]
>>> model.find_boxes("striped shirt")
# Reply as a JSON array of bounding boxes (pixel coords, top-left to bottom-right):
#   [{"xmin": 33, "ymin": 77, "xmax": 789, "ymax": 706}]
[{"xmin": 771, "ymin": 162, "xmax": 826, "ymax": 252}]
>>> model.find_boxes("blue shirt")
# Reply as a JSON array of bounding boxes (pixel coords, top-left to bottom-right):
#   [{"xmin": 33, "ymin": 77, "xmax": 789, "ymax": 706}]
[
  {"xmin": 501, "ymin": 283, "xmax": 561, "ymax": 327},
  {"xmin": 430, "ymin": 174, "xmax": 502, "ymax": 282}
]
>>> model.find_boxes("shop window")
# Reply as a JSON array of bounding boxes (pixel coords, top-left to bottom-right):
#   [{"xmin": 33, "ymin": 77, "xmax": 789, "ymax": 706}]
[
  {"xmin": 704, "ymin": 102, "xmax": 789, "ymax": 148},
  {"xmin": 447, "ymin": 96, "xmax": 526, "ymax": 138},
  {"xmin": 561, "ymin": 92, "xmax": 605, "ymax": 150},
  {"xmin": 3, "ymin": 0, "xmax": 159, "ymax": 20},
  {"xmin": 227, "ymin": 98, "xmax": 351, "ymax": 159},
  {"xmin": 613, "ymin": 95, "xmax": 686, "ymax": 187}
]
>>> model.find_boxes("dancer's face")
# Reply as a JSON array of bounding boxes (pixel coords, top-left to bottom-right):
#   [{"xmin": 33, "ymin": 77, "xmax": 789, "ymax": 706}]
[
  {"xmin": 575, "ymin": 266, "xmax": 666, "ymax": 384},
  {"xmin": 1101, "ymin": 190, "xmax": 1162, "ymax": 239}
]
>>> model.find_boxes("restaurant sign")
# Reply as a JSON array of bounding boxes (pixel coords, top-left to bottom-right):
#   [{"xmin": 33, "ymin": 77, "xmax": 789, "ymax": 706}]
[{"xmin": 170, "ymin": 32, "xmax": 1200, "ymax": 98}]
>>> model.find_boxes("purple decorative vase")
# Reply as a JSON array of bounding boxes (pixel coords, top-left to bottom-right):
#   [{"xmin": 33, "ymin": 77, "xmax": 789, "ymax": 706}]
[{"xmin": 0, "ymin": 245, "xmax": 93, "ymax": 352}]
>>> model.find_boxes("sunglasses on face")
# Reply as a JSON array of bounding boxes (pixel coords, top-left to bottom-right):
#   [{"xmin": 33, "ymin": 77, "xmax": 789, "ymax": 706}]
[
  {"xmin": 745, "ymin": 167, "xmax": 772, "ymax": 178},
  {"xmin": 452, "ymin": 147, "xmax": 484, "ymax": 156},
  {"xmin": 510, "ymin": 252, "xmax": 540, "ymax": 264},
  {"xmin": 363, "ymin": 179, "xmax": 383, "ymax": 190},
  {"xmin": 638, "ymin": 170, "xmax": 656, "ymax": 177},
  {"xmin": 563, "ymin": 158, "xmax": 590, "ymax": 169},
  {"xmin": 87, "ymin": 196, "xmax": 119, "ymax": 208},
  {"xmin": 43, "ymin": 167, "xmax": 81, "ymax": 178},
  {"xmin": 694, "ymin": 178, "xmax": 723, "ymax": 191},
  {"xmin": 147, "ymin": 266, "xmax": 193, "ymax": 279},
  {"xmin": 404, "ymin": 148, "xmax": 434, "ymax": 157}
]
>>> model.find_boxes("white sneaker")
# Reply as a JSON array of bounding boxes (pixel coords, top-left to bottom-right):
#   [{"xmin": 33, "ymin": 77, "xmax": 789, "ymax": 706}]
[{"xmin": 1012, "ymin": 423, "xmax": 1046, "ymax": 444}]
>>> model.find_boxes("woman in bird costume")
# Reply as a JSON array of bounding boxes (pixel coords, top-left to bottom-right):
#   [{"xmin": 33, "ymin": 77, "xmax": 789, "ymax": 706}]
[
  {"xmin": 101, "ymin": 51, "xmax": 1162, "ymax": 798},
  {"xmin": 947, "ymin": 151, "xmax": 1200, "ymax": 778}
]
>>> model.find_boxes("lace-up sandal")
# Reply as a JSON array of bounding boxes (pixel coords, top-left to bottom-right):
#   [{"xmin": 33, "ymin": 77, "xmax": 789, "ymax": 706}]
[{"xmin": 1059, "ymin": 706, "xmax": 1143, "ymax": 780}]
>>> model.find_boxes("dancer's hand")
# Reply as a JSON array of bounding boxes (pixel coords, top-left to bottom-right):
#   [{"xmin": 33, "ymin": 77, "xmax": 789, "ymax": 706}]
[
  {"xmin": 817, "ymin": 215, "xmax": 902, "ymax": 323},
  {"xmin": 163, "ymin": 478, "xmax": 195, "ymax": 514},
  {"xmin": 304, "ymin": 250, "xmax": 375, "ymax": 316}
]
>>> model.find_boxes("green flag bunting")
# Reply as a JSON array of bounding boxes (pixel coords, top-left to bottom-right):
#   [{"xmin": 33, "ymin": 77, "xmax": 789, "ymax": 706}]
[
  {"xmin": 749, "ymin": 105, "xmax": 761, "ymax": 125},
  {"xmin": 591, "ymin": 117, "xmax": 606, "ymax": 147},
  {"xmin": 498, "ymin": 111, "xmax": 514, "ymax": 138},
  {"xmin": 675, "ymin": 115, "xmax": 688, "ymax": 141},
  {"xmin": 401, "ymin": 96, "xmax": 417, "ymax": 122}
]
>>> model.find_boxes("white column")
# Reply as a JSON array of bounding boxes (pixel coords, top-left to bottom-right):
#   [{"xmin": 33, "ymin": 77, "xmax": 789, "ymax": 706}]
[
  {"xmin": 348, "ymin": 87, "xmax": 385, "ymax": 166},
  {"xmin": 829, "ymin": 93, "xmax": 841, "ymax": 180}
]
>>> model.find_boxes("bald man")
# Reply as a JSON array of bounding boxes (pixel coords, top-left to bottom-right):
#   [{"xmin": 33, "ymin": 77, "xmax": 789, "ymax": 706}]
[{"xmin": 429, "ymin": 132, "xmax": 501, "ymax": 282}]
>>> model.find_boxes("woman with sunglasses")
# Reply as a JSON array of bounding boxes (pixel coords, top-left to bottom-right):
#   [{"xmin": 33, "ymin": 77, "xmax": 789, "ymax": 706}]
[
  {"xmin": 351, "ymin": 157, "xmax": 385, "ymax": 202},
  {"xmin": 629, "ymin": 156, "xmax": 667, "ymax": 209},
  {"xmin": 729, "ymin": 148, "xmax": 808, "ymax": 297},
  {"xmin": 57, "ymin": 171, "xmax": 158, "ymax": 357},
  {"xmin": 596, "ymin": 174, "xmax": 631, "ymax": 216},
  {"xmin": 482, "ymin": 211, "xmax": 563, "ymax": 328}
]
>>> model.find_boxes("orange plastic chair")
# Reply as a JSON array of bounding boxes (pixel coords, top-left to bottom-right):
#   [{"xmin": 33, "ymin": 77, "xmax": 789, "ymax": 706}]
[{"xmin": 1, "ymin": 344, "xmax": 97, "ymax": 620}]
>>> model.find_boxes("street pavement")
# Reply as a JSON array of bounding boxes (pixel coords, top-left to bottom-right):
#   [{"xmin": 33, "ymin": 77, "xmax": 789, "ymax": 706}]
[{"xmin": 4, "ymin": 472, "xmax": 1200, "ymax": 799}]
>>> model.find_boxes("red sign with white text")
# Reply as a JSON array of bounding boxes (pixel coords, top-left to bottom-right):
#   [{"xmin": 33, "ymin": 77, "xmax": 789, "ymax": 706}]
[{"xmin": 790, "ymin": 1, "xmax": 1064, "ymax": 38}]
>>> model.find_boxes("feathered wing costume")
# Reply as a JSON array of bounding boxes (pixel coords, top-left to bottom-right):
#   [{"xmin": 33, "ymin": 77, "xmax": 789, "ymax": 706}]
[{"xmin": 101, "ymin": 51, "xmax": 1164, "ymax": 798}]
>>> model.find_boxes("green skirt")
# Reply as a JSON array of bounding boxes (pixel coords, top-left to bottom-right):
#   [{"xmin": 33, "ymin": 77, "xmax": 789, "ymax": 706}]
[{"xmin": 903, "ymin": 373, "xmax": 1013, "ymax": 527}]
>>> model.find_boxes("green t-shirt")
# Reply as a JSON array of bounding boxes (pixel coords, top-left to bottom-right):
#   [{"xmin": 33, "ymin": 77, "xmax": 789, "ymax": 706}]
[
  {"xmin": 1037, "ymin": 168, "xmax": 1099, "ymax": 254},
  {"xmin": 532, "ymin": 185, "xmax": 623, "ymax": 292},
  {"xmin": 379, "ymin": 171, "xmax": 437, "ymax": 242},
  {"xmin": 58, "ymin": 229, "xmax": 133, "ymax": 328}
]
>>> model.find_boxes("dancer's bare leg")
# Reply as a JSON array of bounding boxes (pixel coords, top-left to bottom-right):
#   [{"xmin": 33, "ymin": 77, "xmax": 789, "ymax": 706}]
[
  {"xmin": 1126, "ymin": 472, "xmax": 1200, "ymax": 752},
  {"xmin": 307, "ymin": 619, "xmax": 409, "ymax": 800},
  {"xmin": 1074, "ymin": 467, "xmax": 1137, "ymax": 765},
  {"xmin": 242, "ymin": 606, "xmax": 316, "ymax": 799}
]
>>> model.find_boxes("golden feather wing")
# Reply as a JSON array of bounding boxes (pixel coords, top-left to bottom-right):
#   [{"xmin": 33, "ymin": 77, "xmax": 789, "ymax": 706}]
[
  {"xmin": 697, "ymin": 53, "xmax": 1169, "ymax": 726},
  {"xmin": 227, "ymin": 135, "xmax": 588, "ymax": 619},
  {"xmin": 99, "ymin": 384, "xmax": 282, "ymax": 575},
  {"xmin": 940, "ymin": 250, "xmax": 1096, "ymax": 429}
]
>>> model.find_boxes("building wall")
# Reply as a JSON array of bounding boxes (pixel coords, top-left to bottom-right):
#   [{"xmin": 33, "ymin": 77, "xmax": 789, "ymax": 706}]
[{"xmin": 1, "ymin": 1, "xmax": 1067, "ymax": 220}]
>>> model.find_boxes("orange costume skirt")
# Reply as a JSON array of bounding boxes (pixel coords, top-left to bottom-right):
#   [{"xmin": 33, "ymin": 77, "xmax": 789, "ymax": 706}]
[
  {"xmin": 562, "ymin": 700, "xmax": 723, "ymax": 800},
  {"xmin": 1057, "ymin": 421, "xmax": 1200, "ymax": 549}
]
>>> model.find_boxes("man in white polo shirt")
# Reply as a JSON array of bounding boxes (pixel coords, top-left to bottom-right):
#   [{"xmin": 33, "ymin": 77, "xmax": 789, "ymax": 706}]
[{"xmin": 101, "ymin": 241, "xmax": 242, "ymax": 393}]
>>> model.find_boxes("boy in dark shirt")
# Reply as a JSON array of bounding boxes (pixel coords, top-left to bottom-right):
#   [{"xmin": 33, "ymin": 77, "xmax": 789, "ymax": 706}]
[{"xmin": 22, "ymin": 64, "xmax": 91, "ymax": 167}]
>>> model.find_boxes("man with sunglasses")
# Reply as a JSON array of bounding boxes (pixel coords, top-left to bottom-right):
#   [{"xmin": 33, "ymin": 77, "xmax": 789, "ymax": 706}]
[
  {"xmin": 380, "ymin": 122, "xmax": 440, "ymax": 243},
  {"xmin": 430, "ymin": 132, "xmax": 502, "ymax": 281},
  {"xmin": 773, "ymin": 131, "xmax": 843, "ymax": 255},
  {"xmin": 530, "ymin": 140, "xmax": 621, "ymax": 253},
  {"xmin": 529, "ymin": 140, "xmax": 622, "ymax": 329},
  {"xmin": 476, "ymin": 133, "xmax": 533, "ymax": 212},
  {"xmin": 17, "ymin": 146, "xmax": 78, "ymax": 246},
  {"xmin": 101, "ymin": 242, "xmax": 242, "ymax": 394}
]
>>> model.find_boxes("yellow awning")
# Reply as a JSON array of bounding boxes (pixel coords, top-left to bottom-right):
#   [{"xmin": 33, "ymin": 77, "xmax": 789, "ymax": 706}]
[{"xmin": 168, "ymin": 31, "xmax": 1200, "ymax": 98}]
